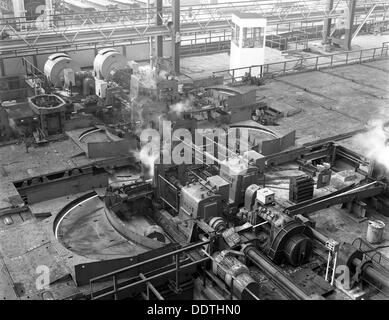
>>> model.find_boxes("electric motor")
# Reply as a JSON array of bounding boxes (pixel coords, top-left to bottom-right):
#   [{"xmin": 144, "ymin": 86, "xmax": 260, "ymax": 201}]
[
  {"xmin": 93, "ymin": 49, "xmax": 129, "ymax": 81},
  {"xmin": 44, "ymin": 53, "xmax": 81, "ymax": 87},
  {"xmin": 212, "ymin": 250, "xmax": 259, "ymax": 300}
]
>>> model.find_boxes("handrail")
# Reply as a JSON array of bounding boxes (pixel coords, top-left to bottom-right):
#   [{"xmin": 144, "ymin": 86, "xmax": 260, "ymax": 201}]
[
  {"xmin": 92, "ymin": 256, "xmax": 210, "ymax": 300},
  {"xmin": 89, "ymin": 239, "xmax": 211, "ymax": 299},
  {"xmin": 90, "ymin": 237, "xmax": 262, "ymax": 301},
  {"xmin": 90, "ymin": 239, "xmax": 210, "ymax": 282},
  {"xmin": 213, "ymin": 42, "xmax": 389, "ymax": 84}
]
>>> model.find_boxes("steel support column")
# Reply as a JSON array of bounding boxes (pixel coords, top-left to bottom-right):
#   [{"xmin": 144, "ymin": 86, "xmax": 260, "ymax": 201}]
[
  {"xmin": 32, "ymin": 55, "xmax": 38, "ymax": 69},
  {"xmin": 172, "ymin": 0, "xmax": 180, "ymax": 75},
  {"xmin": 0, "ymin": 58, "xmax": 5, "ymax": 77},
  {"xmin": 322, "ymin": 0, "xmax": 334, "ymax": 44},
  {"xmin": 344, "ymin": 0, "xmax": 357, "ymax": 50},
  {"xmin": 156, "ymin": 0, "xmax": 163, "ymax": 58}
]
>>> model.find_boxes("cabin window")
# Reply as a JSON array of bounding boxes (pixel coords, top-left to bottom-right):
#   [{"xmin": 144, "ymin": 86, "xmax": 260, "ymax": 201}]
[{"xmin": 242, "ymin": 27, "xmax": 264, "ymax": 48}]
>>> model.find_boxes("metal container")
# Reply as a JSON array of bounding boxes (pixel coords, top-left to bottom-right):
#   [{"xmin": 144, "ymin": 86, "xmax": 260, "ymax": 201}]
[{"xmin": 366, "ymin": 220, "xmax": 385, "ymax": 244}]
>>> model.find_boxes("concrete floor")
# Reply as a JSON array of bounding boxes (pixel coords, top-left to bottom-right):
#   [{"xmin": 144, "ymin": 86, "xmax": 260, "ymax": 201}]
[
  {"xmin": 181, "ymin": 46, "xmax": 297, "ymax": 78},
  {"xmin": 263, "ymin": 58, "xmax": 388, "ymax": 145},
  {"xmin": 181, "ymin": 34, "xmax": 389, "ymax": 147}
]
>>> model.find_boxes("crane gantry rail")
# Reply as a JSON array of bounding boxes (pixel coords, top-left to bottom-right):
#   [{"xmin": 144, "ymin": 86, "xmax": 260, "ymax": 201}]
[{"xmin": 0, "ymin": 0, "xmax": 388, "ymax": 59}]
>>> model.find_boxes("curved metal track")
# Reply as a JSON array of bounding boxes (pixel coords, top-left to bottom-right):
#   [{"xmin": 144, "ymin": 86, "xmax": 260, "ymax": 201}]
[
  {"xmin": 229, "ymin": 123, "xmax": 280, "ymax": 139},
  {"xmin": 54, "ymin": 191, "xmax": 160, "ymax": 260}
]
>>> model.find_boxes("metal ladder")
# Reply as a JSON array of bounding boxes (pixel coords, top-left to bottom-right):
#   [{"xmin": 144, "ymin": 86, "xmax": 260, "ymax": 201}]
[{"xmin": 325, "ymin": 239, "xmax": 340, "ymax": 286}]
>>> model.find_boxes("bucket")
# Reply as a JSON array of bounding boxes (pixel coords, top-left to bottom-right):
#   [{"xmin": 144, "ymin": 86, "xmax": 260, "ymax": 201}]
[{"xmin": 366, "ymin": 220, "xmax": 385, "ymax": 244}]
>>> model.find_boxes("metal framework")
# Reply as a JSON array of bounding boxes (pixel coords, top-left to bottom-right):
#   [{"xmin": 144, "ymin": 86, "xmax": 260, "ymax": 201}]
[
  {"xmin": 89, "ymin": 238, "xmax": 262, "ymax": 300},
  {"xmin": 1, "ymin": 0, "xmax": 388, "ymax": 59},
  {"xmin": 89, "ymin": 240, "xmax": 211, "ymax": 300}
]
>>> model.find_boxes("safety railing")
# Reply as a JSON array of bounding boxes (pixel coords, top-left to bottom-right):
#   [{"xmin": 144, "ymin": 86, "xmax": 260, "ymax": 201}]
[
  {"xmin": 181, "ymin": 34, "xmax": 231, "ymax": 57},
  {"xmin": 352, "ymin": 237, "xmax": 389, "ymax": 273},
  {"xmin": 213, "ymin": 42, "xmax": 389, "ymax": 84},
  {"xmin": 89, "ymin": 237, "xmax": 263, "ymax": 300},
  {"xmin": 351, "ymin": 237, "xmax": 389, "ymax": 298},
  {"xmin": 180, "ymin": 26, "xmax": 324, "ymax": 57},
  {"xmin": 181, "ymin": 14, "xmax": 389, "ymax": 56},
  {"xmin": 21, "ymin": 57, "xmax": 46, "ymax": 81},
  {"xmin": 89, "ymin": 239, "xmax": 211, "ymax": 300}
]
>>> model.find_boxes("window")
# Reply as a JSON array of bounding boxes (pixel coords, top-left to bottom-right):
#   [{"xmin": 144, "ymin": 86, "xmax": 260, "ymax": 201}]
[
  {"xmin": 231, "ymin": 23, "xmax": 240, "ymax": 46},
  {"xmin": 242, "ymin": 27, "xmax": 264, "ymax": 48}
]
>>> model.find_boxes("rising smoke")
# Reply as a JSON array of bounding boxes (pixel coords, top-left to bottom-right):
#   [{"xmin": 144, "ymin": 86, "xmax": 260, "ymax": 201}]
[
  {"xmin": 169, "ymin": 99, "xmax": 192, "ymax": 116},
  {"xmin": 355, "ymin": 111, "xmax": 389, "ymax": 172},
  {"xmin": 137, "ymin": 142, "xmax": 160, "ymax": 178},
  {"xmin": 138, "ymin": 65, "xmax": 157, "ymax": 90}
]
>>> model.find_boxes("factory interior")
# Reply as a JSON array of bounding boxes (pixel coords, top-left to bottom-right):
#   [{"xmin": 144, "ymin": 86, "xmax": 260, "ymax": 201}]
[{"xmin": 1, "ymin": 0, "xmax": 389, "ymax": 302}]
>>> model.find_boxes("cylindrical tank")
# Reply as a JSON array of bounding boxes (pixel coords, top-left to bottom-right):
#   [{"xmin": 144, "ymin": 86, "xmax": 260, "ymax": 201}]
[
  {"xmin": 212, "ymin": 250, "xmax": 259, "ymax": 300},
  {"xmin": 93, "ymin": 48, "xmax": 129, "ymax": 80},
  {"xmin": 44, "ymin": 53, "xmax": 81, "ymax": 88},
  {"xmin": 366, "ymin": 220, "xmax": 385, "ymax": 244}
]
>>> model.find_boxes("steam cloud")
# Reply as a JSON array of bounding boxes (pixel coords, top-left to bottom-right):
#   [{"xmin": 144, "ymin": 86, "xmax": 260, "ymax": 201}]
[
  {"xmin": 356, "ymin": 117, "xmax": 389, "ymax": 171},
  {"xmin": 136, "ymin": 142, "xmax": 160, "ymax": 178},
  {"xmin": 138, "ymin": 65, "xmax": 157, "ymax": 89},
  {"xmin": 169, "ymin": 100, "xmax": 192, "ymax": 116}
]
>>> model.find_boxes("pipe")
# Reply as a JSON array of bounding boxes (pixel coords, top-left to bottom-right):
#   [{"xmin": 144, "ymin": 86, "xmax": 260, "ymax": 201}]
[
  {"xmin": 307, "ymin": 226, "xmax": 389, "ymax": 290},
  {"xmin": 172, "ymin": 0, "xmax": 180, "ymax": 74},
  {"xmin": 322, "ymin": 0, "xmax": 334, "ymax": 44},
  {"xmin": 310, "ymin": 226, "xmax": 329, "ymax": 244},
  {"xmin": 352, "ymin": 258, "xmax": 389, "ymax": 290},
  {"xmin": 309, "ymin": 228, "xmax": 389, "ymax": 290},
  {"xmin": 202, "ymin": 286, "xmax": 225, "ymax": 300},
  {"xmin": 242, "ymin": 245, "xmax": 312, "ymax": 300},
  {"xmin": 286, "ymin": 219, "xmax": 389, "ymax": 292}
]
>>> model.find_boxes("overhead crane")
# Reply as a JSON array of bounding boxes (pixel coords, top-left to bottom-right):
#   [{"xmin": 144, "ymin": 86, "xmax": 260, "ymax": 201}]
[{"xmin": 0, "ymin": 0, "xmax": 387, "ymax": 59}]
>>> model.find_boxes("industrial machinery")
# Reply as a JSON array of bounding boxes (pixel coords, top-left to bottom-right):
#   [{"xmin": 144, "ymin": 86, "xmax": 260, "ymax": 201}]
[
  {"xmin": 1, "ymin": 106, "xmax": 389, "ymax": 301},
  {"xmin": 44, "ymin": 53, "xmax": 81, "ymax": 88},
  {"xmin": 2, "ymin": 0, "xmax": 389, "ymax": 304},
  {"xmin": 108, "ymin": 140, "xmax": 388, "ymax": 301},
  {"xmin": 93, "ymin": 48, "xmax": 132, "ymax": 100},
  {"xmin": 28, "ymin": 93, "xmax": 67, "ymax": 136},
  {"xmin": 239, "ymin": 184, "xmax": 313, "ymax": 267},
  {"xmin": 150, "ymin": 151, "xmax": 310, "ymax": 273}
]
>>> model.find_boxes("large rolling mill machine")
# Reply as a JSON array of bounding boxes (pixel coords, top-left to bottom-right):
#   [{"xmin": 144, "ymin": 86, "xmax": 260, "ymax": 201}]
[{"xmin": 90, "ymin": 138, "xmax": 389, "ymax": 301}]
